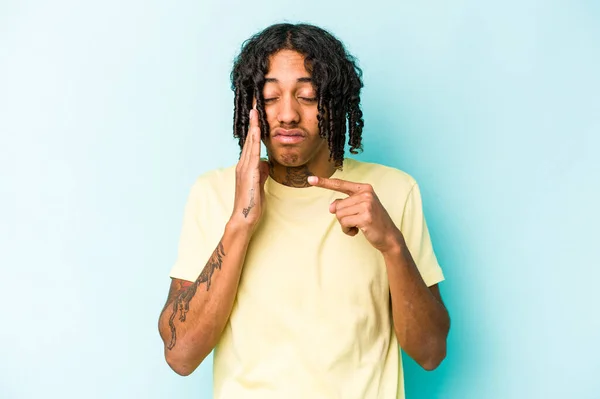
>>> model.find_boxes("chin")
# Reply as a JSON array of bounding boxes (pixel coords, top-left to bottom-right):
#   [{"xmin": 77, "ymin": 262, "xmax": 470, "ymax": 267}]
[{"xmin": 271, "ymin": 151, "xmax": 306, "ymax": 167}]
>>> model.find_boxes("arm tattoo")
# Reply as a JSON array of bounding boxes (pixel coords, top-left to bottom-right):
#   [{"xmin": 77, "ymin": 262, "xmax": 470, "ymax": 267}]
[
  {"xmin": 282, "ymin": 165, "xmax": 313, "ymax": 187},
  {"xmin": 242, "ymin": 188, "xmax": 255, "ymax": 217},
  {"xmin": 165, "ymin": 241, "xmax": 226, "ymax": 350}
]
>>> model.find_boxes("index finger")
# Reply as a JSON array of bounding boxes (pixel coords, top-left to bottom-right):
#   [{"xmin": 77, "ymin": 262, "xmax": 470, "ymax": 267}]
[
  {"xmin": 248, "ymin": 109, "xmax": 262, "ymax": 160},
  {"xmin": 242, "ymin": 109, "xmax": 260, "ymax": 163},
  {"xmin": 307, "ymin": 176, "xmax": 366, "ymax": 195},
  {"xmin": 240, "ymin": 110, "xmax": 253, "ymax": 161}
]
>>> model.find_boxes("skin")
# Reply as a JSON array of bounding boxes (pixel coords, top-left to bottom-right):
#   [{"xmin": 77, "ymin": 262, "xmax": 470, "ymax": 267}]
[
  {"xmin": 307, "ymin": 175, "xmax": 450, "ymax": 370},
  {"xmin": 157, "ymin": 108, "xmax": 266, "ymax": 376},
  {"xmin": 260, "ymin": 49, "xmax": 335, "ymax": 187},
  {"xmin": 157, "ymin": 49, "xmax": 450, "ymax": 375}
]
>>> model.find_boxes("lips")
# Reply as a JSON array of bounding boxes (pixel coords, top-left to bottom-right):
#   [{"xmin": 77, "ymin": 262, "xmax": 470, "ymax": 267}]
[{"xmin": 271, "ymin": 128, "xmax": 306, "ymax": 144}]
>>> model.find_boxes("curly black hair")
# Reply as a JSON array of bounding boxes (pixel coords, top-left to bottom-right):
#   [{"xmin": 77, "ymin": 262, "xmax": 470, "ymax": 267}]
[{"xmin": 230, "ymin": 23, "xmax": 364, "ymax": 168}]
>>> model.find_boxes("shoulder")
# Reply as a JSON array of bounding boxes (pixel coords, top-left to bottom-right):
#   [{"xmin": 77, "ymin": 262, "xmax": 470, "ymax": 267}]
[
  {"xmin": 180, "ymin": 164, "xmax": 237, "ymax": 221},
  {"xmin": 183, "ymin": 164, "xmax": 237, "ymax": 212},
  {"xmin": 189, "ymin": 164, "xmax": 237, "ymax": 194},
  {"xmin": 343, "ymin": 158, "xmax": 419, "ymax": 219},
  {"xmin": 343, "ymin": 158, "xmax": 417, "ymax": 192}
]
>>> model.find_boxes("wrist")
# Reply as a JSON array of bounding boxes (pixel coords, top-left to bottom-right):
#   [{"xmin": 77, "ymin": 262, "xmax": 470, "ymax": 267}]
[
  {"xmin": 225, "ymin": 217, "xmax": 255, "ymax": 239},
  {"xmin": 380, "ymin": 228, "xmax": 406, "ymax": 258}
]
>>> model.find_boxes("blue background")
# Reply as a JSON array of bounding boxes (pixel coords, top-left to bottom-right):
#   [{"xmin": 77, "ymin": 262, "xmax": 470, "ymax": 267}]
[{"xmin": 1, "ymin": 1, "xmax": 599, "ymax": 398}]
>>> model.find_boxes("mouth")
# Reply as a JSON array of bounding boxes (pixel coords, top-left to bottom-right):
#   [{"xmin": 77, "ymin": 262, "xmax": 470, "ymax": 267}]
[{"xmin": 271, "ymin": 128, "xmax": 306, "ymax": 145}]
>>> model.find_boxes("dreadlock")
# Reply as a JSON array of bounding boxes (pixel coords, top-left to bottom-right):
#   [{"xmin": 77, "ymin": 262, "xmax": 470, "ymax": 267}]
[{"xmin": 230, "ymin": 23, "xmax": 364, "ymax": 168}]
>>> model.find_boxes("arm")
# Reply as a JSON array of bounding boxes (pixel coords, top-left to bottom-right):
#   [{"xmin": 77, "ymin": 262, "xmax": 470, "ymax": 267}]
[
  {"xmin": 307, "ymin": 176, "xmax": 450, "ymax": 371},
  {"xmin": 382, "ymin": 234, "xmax": 450, "ymax": 370},
  {"xmin": 158, "ymin": 221, "xmax": 252, "ymax": 376},
  {"xmin": 158, "ymin": 109, "xmax": 269, "ymax": 376}
]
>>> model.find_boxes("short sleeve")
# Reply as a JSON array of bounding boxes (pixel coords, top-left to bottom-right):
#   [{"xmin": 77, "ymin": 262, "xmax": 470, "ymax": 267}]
[
  {"xmin": 169, "ymin": 180, "xmax": 213, "ymax": 282},
  {"xmin": 400, "ymin": 183, "xmax": 444, "ymax": 287}
]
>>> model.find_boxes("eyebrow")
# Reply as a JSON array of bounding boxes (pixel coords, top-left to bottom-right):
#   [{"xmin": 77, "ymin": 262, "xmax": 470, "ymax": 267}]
[{"xmin": 264, "ymin": 77, "xmax": 313, "ymax": 83}]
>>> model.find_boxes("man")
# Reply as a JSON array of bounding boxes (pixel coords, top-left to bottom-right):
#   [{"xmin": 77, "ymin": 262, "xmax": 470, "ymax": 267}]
[{"xmin": 158, "ymin": 23, "xmax": 450, "ymax": 399}]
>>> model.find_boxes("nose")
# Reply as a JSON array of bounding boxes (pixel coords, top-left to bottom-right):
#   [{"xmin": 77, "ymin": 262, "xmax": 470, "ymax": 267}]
[{"xmin": 276, "ymin": 95, "xmax": 300, "ymax": 126}]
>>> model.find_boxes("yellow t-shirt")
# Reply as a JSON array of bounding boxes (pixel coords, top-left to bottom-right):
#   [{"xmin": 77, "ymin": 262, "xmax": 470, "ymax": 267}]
[{"xmin": 169, "ymin": 158, "xmax": 444, "ymax": 399}]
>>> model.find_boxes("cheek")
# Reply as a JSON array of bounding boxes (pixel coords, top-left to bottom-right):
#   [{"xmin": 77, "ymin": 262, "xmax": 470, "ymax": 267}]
[
  {"xmin": 264, "ymin": 107, "xmax": 278, "ymax": 127},
  {"xmin": 301, "ymin": 107, "xmax": 319, "ymax": 125}
]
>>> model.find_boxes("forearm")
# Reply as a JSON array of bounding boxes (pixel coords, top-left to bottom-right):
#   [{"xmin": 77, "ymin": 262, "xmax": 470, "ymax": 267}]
[
  {"xmin": 383, "ymin": 229, "xmax": 450, "ymax": 370},
  {"xmin": 158, "ymin": 220, "xmax": 252, "ymax": 375}
]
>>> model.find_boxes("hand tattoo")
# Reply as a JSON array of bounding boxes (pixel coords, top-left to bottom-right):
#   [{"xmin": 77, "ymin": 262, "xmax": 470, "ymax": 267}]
[
  {"xmin": 165, "ymin": 241, "xmax": 226, "ymax": 350},
  {"xmin": 242, "ymin": 188, "xmax": 255, "ymax": 217},
  {"xmin": 282, "ymin": 165, "xmax": 314, "ymax": 188}
]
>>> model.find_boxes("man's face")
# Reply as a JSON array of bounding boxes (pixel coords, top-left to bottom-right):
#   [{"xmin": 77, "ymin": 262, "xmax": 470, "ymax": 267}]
[{"xmin": 261, "ymin": 49, "xmax": 328, "ymax": 168}]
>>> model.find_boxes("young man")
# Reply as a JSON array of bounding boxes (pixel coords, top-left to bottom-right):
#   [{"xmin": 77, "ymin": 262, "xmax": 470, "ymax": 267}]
[{"xmin": 158, "ymin": 23, "xmax": 450, "ymax": 399}]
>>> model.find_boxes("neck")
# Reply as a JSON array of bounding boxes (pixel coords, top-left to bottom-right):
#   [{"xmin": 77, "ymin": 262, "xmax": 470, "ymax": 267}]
[{"xmin": 269, "ymin": 160, "xmax": 337, "ymax": 188}]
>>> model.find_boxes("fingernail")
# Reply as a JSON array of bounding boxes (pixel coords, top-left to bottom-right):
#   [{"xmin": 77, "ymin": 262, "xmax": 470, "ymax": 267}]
[
  {"xmin": 249, "ymin": 110, "xmax": 254, "ymax": 120},
  {"xmin": 307, "ymin": 176, "xmax": 318, "ymax": 185}
]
